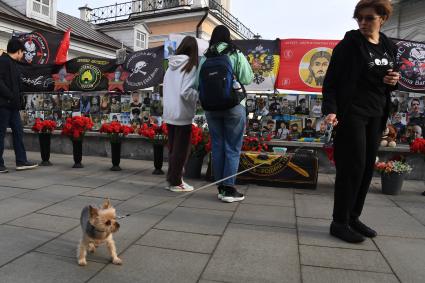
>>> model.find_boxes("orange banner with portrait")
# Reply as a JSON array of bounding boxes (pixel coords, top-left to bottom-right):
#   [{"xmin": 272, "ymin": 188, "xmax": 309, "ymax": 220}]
[{"xmin": 276, "ymin": 39, "xmax": 340, "ymax": 92}]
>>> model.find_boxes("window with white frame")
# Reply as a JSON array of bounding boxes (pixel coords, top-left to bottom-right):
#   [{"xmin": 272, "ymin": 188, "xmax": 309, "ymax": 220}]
[
  {"xmin": 136, "ymin": 30, "xmax": 146, "ymax": 50},
  {"xmin": 32, "ymin": 0, "xmax": 51, "ymax": 18}
]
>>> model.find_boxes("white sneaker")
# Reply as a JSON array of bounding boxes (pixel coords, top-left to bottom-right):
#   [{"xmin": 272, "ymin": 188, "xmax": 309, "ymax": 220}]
[
  {"xmin": 169, "ymin": 183, "xmax": 194, "ymax": 192},
  {"xmin": 182, "ymin": 180, "xmax": 194, "ymax": 190}
]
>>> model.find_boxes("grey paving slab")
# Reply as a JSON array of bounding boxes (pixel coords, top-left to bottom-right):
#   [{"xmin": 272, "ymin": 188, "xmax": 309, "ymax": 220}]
[
  {"xmin": 136, "ymin": 228, "xmax": 220, "ymax": 254},
  {"xmin": 115, "ymin": 192, "xmax": 178, "ymax": 216},
  {"xmin": 155, "ymin": 207, "xmax": 233, "ymax": 235},
  {"xmin": 0, "ymin": 177, "xmax": 56, "ymax": 190},
  {"xmin": 301, "ymin": 266, "xmax": 399, "ymax": 283},
  {"xmin": 362, "ymin": 205, "xmax": 425, "ymax": 238},
  {"xmin": 89, "ymin": 245, "xmax": 209, "ymax": 283},
  {"xmin": 243, "ymin": 185, "xmax": 294, "ymax": 207},
  {"xmin": 297, "ymin": 217, "xmax": 376, "ymax": 250},
  {"xmin": 202, "ymin": 223, "xmax": 300, "ymax": 283},
  {"xmin": 295, "ymin": 193, "xmax": 333, "ymax": 219},
  {"xmin": 38, "ymin": 196, "xmax": 122, "ymax": 219},
  {"xmin": 375, "ymin": 236, "xmax": 425, "ymax": 283},
  {"xmin": 142, "ymin": 198, "xmax": 187, "ymax": 216},
  {"xmin": 394, "ymin": 200, "xmax": 425, "ymax": 225},
  {"xmin": 232, "ymin": 203, "xmax": 296, "ymax": 228},
  {"xmin": 363, "ymin": 193, "xmax": 397, "ymax": 207},
  {"xmin": 13, "ymin": 184, "xmax": 92, "ymax": 203},
  {"xmin": 0, "ymin": 197, "xmax": 52, "ymax": 224},
  {"xmin": 0, "ymin": 225, "xmax": 58, "ymax": 267},
  {"xmin": 0, "ymin": 186, "xmax": 31, "ymax": 200},
  {"xmin": 8, "ymin": 213, "xmax": 79, "ymax": 233},
  {"xmin": 180, "ymin": 187, "xmax": 239, "ymax": 211},
  {"xmin": 79, "ymin": 181, "xmax": 149, "ymax": 200},
  {"xmin": 0, "ymin": 252, "xmax": 104, "ymax": 283},
  {"xmin": 299, "ymin": 245, "xmax": 392, "ymax": 273}
]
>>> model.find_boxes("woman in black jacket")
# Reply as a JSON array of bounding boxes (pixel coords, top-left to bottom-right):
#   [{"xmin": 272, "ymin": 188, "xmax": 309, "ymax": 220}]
[{"xmin": 322, "ymin": 0, "xmax": 400, "ymax": 243}]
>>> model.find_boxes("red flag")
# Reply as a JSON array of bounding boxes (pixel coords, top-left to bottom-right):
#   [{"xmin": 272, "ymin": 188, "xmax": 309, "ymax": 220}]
[
  {"xmin": 55, "ymin": 28, "xmax": 71, "ymax": 65},
  {"xmin": 276, "ymin": 39, "xmax": 339, "ymax": 92}
]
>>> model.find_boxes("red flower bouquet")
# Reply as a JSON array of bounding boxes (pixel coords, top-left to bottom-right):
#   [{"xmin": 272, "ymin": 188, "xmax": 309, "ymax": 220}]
[
  {"xmin": 100, "ymin": 121, "xmax": 134, "ymax": 143},
  {"xmin": 61, "ymin": 116, "xmax": 94, "ymax": 140},
  {"xmin": 138, "ymin": 122, "xmax": 168, "ymax": 144},
  {"xmin": 190, "ymin": 124, "xmax": 211, "ymax": 157},
  {"xmin": 31, "ymin": 118, "xmax": 57, "ymax": 134},
  {"xmin": 242, "ymin": 136, "xmax": 270, "ymax": 152},
  {"xmin": 410, "ymin": 138, "xmax": 425, "ymax": 156}
]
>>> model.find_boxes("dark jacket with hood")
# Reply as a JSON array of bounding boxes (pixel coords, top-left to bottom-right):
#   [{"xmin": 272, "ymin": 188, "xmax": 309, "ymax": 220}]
[
  {"xmin": 0, "ymin": 53, "xmax": 23, "ymax": 110},
  {"xmin": 322, "ymin": 30, "xmax": 397, "ymax": 131}
]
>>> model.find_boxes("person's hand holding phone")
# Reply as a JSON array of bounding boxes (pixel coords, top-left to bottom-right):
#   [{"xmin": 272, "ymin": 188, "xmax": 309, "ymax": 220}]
[{"xmin": 383, "ymin": 68, "xmax": 400, "ymax": 86}]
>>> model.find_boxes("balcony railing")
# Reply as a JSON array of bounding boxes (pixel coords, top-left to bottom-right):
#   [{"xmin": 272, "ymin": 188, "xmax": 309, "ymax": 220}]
[{"xmin": 89, "ymin": 0, "xmax": 256, "ymax": 39}]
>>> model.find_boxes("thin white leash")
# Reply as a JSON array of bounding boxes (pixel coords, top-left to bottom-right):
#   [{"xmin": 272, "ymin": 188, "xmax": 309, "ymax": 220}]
[{"xmin": 117, "ymin": 154, "xmax": 272, "ymax": 219}]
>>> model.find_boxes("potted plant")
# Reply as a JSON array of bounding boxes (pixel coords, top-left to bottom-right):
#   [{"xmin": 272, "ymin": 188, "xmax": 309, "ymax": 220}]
[
  {"xmin": 32, "ymin": 118, "xmax": 57, "ymax": 166},
  {"xmin": 375, "ymin": 155, "xmax": 412, "ymax": 195},
  {"xmin": 410, "ymin": 137, "xmax": 425, "ymax": 195},
  {"xmin": 61, "ymin": 116, "xmax": 93, "ymax": 168},
  {"xmin": 100, "ymin": 121, "xmax": 134, "ymax": 171},
  {"xmin": 139, "ymin": 122, "xmax": 168, "ymax": 174},
  {"xmin": 184, "ymin": 124, "xmax": 211, "ymax": 179}
]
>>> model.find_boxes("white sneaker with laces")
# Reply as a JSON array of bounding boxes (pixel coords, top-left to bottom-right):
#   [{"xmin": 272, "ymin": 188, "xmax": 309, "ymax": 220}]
[
  {"xmin": 169, "ymin": 183, "xmax": 194, "ymax": 192},
  {"xmin": 182, "ymin": 180, "xmax": 194, "ymax": 190}
]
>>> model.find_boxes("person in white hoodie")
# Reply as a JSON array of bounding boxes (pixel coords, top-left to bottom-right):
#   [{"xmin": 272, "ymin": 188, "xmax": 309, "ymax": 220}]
[{"xmin": 163, "ymin": 36, "xmax": 199, "ymax": 192}]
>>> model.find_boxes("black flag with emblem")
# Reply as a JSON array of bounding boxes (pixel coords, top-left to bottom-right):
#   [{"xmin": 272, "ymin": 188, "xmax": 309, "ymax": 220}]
[
  {"xmin": 18, "ymin": 63, "xmax": 60, "ymax": 92},
  {"xmin": 123, "ymin": 46, "xmax": 164, "ymax": 91},
  {"xmin": 64, "ymin": 57, "xmax": 117, "ymax": 92}
]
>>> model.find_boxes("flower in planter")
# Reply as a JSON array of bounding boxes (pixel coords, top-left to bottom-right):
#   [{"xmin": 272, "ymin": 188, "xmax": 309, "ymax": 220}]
[
  {"xmin": 410, "ymin": 138, "xmax": 425, "ymax": 156},
  {"xmin": 138, "ymin": 122, "xmax": 168, "ymax": 145},
  {"xmin": 242, "ymin": 136, "xmax": 271, "ymax": 152},
  {"xmin": 61, "ymin": 116, "xmax": 94, "ymax": 140},
  {"xmin": 99, "ymin": 121, "xmax": 134, "ymax": 143},
  {"xmin": 375, "ymin": 155, "xmax": 412, "ymax": 175},
  {"xmin": 31, "ymin": 118, "xmax": 57, "ymax": 134},
  {"xmin": 190, "ymin": 124, "xmax": 211, "ymax": 158}
]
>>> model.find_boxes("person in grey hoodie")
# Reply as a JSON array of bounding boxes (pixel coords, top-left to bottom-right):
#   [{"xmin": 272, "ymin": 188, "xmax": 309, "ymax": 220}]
[{"xmin": 163, "ymin": 36, "xmax": 199, "ymax": 192}]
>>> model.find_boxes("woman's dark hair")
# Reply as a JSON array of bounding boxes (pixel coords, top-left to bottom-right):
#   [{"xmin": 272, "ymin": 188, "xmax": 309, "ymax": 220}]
[
  {"xmin": 7, "ymin": 38, "xmax": 25, "ymax": 54},
  {"xmin": 206, "ymin": 25, "xmax": 238, "ymax": 57},
  {"xmin": 353, "ymin": 0, "xmax": 393, "ymax": 21},
  {"xmin": 175, "ymin": 36, "xmax": 199, "ymax": 73}
]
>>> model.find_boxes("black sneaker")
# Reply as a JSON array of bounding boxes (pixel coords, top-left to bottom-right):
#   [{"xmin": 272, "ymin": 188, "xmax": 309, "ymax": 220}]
[
  {"xmin": 217, "ymin": 185, "xmax": 224, "ymax": 200},
  {"xmin": 0, "ymin": 165, "xmax": 8, "ymax": 173},
  {"xmin": 16, "ymin": 161, "xmax": 38, "ymax": 171},
  {"xmin": 221, "ymin": 186, "xmax": 245, "ymax": 203},
  {"xmin": 349, "ymin": 219, "xmax": 377, "ymax": 238},
  {"xmin": 330, "ymin": 221, "xmax": 365, "ymax": 243}
]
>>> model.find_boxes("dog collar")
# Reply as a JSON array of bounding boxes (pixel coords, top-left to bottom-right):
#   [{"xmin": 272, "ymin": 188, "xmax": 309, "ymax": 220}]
[{"xmin": 86, "ymin": 222, "xmax": 110, "ymax": 239}]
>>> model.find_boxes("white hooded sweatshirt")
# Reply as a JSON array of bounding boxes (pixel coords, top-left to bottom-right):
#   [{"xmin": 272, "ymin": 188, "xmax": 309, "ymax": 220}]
[{"xmin": 163, "ymin": 55, "xmax": 198, "ymax": 126}]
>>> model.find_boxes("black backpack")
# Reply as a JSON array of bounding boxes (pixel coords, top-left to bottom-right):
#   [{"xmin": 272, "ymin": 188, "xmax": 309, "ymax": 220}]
[{"xmin": 199, "ymin": 49, "xmax": 245, "ymax": 111}]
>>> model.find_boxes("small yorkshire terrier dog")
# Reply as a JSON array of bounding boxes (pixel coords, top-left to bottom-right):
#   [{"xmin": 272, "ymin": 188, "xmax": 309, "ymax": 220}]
[{"xmin": 78, "ymin": 199, "xmax": 122, "ymax": 266}]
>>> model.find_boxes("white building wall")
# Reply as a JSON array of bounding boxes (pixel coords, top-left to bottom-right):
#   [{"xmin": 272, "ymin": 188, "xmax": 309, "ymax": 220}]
[{"xmin": 103, "ymin": 28, "xmax": 134, "ymax": 50}]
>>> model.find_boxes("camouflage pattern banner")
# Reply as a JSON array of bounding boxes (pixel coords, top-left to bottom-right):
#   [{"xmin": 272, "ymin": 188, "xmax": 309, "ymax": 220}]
[
  {"xmin": 393, "ymin": 38, "xmax": 425, "ymax": 93},
  {"xmin": 234, "ymin": 39, "xmax": 280, "ymax": 91},
  {"xmin": 276, "ymin": 39, "xmax": 339, "ymax": 92}
]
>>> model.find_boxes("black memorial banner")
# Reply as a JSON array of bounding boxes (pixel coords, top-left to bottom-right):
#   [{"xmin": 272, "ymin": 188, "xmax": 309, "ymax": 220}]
[
  {"xmin": 13, "ymin": 30, "xmax": 70, "ymax": 65},
  {"xmin": 123, "ymin": 46, "xmax": 164, "ymax": 91},
  {"xmin": 233, "ymin": 39, "xmax": 280, "ymax": 91},
  {"xmin": 237, "ymin": 151, "xmax": 318, "ymax": 189},
  {"xmin": 64, "ymin": 57, "xmax": 117, "ymax": 92},
  {"xmin": 393, "ymin": 38, "xmax": 425, "ymax": 94},
  {"xmin": 18, "ymin": 63, "xmax": 60, "ymax": 92}
]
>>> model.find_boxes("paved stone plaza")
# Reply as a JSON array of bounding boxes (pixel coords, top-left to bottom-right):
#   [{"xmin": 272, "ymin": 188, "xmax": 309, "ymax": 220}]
[{"xmin": 0, "ymin": 149, "xmax": 424, "ymax": 283}]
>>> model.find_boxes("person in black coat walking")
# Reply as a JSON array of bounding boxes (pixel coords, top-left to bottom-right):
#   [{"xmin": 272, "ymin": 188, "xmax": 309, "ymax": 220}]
[
  {"xmin": 0, "ymin": 38, "xmax": 38, "ymax": 173},
  {"xmin": 322, "ymin": 0, "xmax": 400, "ymax": 243}
]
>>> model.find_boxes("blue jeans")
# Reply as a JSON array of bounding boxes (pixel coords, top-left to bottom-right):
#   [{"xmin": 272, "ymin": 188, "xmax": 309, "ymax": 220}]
[
  {"xmin": 0, "ymin": 108, "xmax": 27, "ymax": 166},
  {"xmin": 205, "ymin": 104, "xmax": 246, "ymax": 186}
]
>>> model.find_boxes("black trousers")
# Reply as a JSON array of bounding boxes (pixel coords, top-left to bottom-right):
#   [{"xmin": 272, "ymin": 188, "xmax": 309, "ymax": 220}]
[
  {"xmin": 333, "ymin": 113, "xmax": 382, "ymax": 224},
  {"xmin": 166, "ymin": 124, "xmax": 192, "ymax": 186}
]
